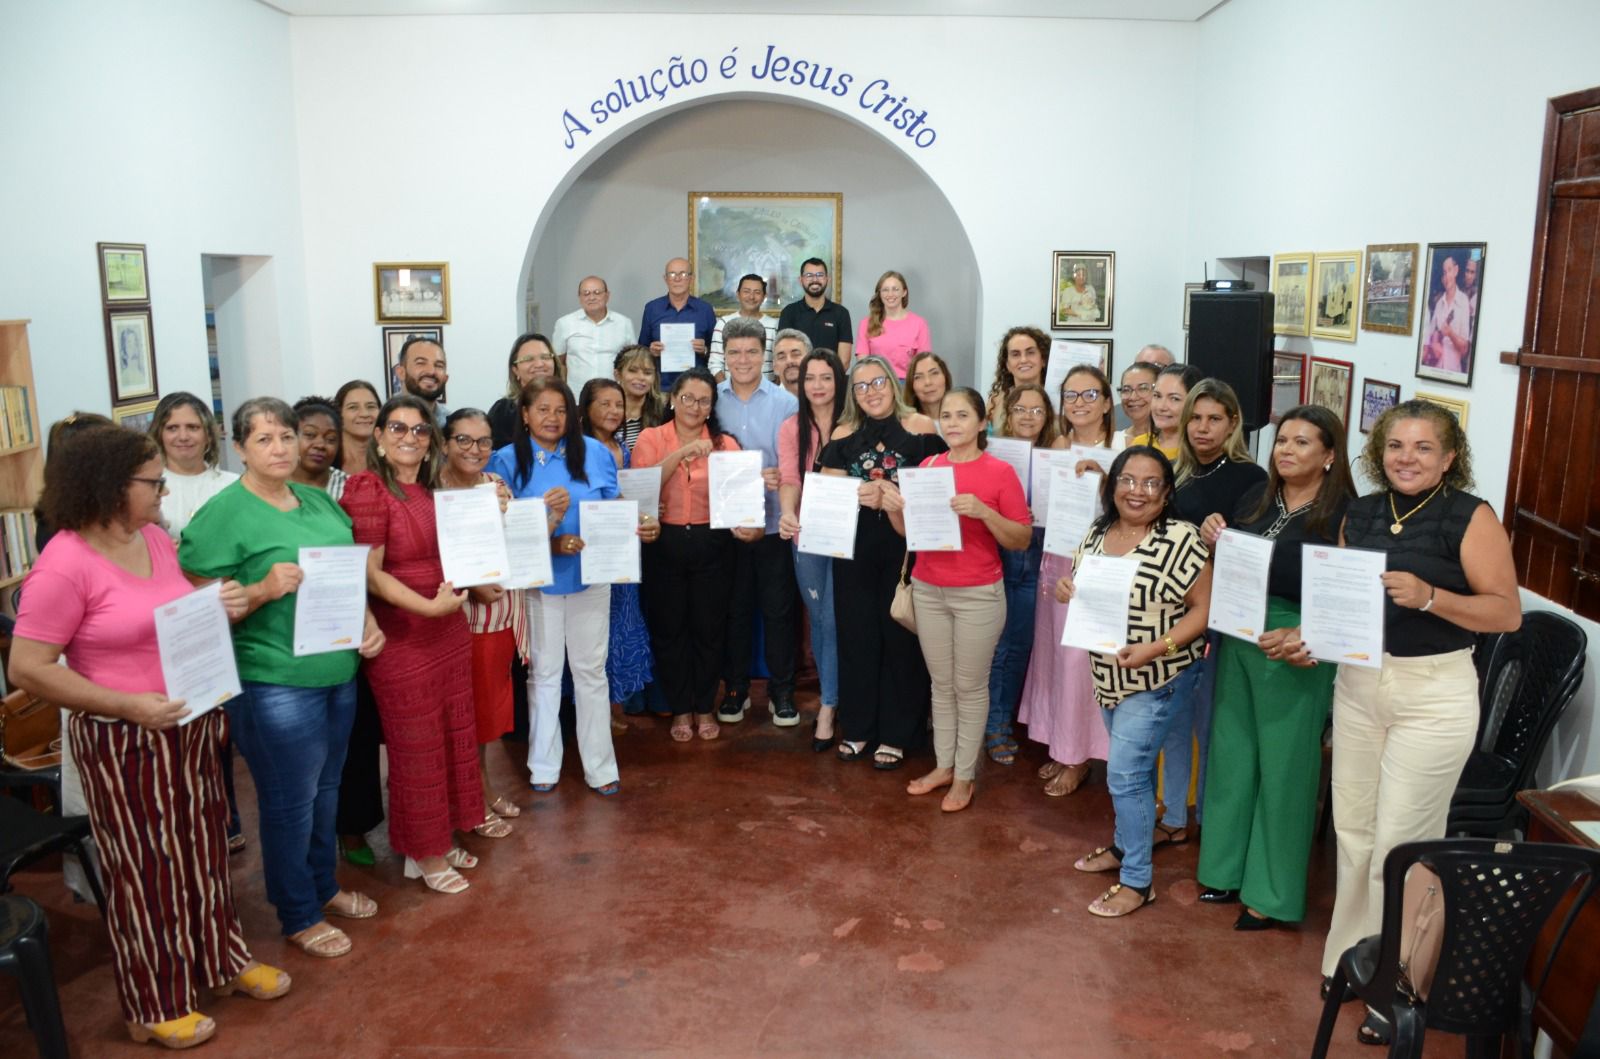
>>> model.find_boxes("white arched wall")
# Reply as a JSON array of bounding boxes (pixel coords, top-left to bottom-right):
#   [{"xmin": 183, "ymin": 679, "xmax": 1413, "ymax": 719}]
[{"xmin": 521, "ymin": 94, "xmax": 983, "ymax": 384}]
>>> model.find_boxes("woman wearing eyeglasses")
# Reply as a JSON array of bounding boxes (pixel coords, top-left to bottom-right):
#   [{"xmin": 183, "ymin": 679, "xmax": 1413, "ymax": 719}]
[
  {"xmin": 339, "ymin": 396, "xmax": 482, "ymax": 895},
  {"xmin": 985, "ymin": 326, "xmax": 1050, "ymax": 433},
  {"xmin": 488, "ymin": 334, "xmax": 562, "ymax": 450},
  {"xmin": 1058, "ymin": 446, "xmax": 1212, "ymax": 917},
  {"xmin": 1018, "ymin": 366, "xmax": 1121, "ymax": 795},
  {"xmin": 440, "ymin": 408, "xmax": 527, "ymax": 827},
  {"xmin": 818, "ymin": 354, "xmax": 946, "ymax": 770},
  {"xmin": 1117, "ymin": 362, "xmax": 1160, "ymax": 447},
  {"xmin": 632, "ymin": 367, "xmax": 742, "ymax": 742}
]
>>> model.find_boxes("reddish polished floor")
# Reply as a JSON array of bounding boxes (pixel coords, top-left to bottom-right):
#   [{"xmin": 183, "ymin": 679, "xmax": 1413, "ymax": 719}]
[{"xmin": 2, "ymin": 691, "xmax": 1460, "ymax": 1058}]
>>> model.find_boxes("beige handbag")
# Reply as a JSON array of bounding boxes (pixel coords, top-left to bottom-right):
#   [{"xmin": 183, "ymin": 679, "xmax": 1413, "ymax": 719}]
[
  {"xmin": 889, "ymin": 552, "xmax": 917, "ymax": 633},
  {"xmin": 1397, "ymin": 863, "xmax": 1444, "ymax": 1001}
]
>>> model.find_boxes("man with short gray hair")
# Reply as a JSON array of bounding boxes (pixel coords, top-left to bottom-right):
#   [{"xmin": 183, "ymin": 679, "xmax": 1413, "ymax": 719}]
[
  {"xmin": 1135, "ymin": 343, "xmax": 1175, "ymax": 367},
  {"xmin": 770, "ymin": 328, "xmax": 811, "ymax": 396},
  {"xmin": 551, "ymin": 275, "xmax": 634, "ymax": 398}
]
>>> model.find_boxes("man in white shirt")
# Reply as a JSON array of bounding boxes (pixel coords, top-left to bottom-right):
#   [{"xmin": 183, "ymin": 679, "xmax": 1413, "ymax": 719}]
[
  {"xmin": 708, "ymin": 273, "xmax": 777, "ymax": 380},
  {"xmin": 550, "ymin": 276, "xmax": 634, "ymax": 398}
]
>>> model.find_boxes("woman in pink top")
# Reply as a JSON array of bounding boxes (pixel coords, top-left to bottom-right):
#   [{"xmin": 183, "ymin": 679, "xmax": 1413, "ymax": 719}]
[
  {"xmin": 9, "ymin": 426, "xmax": 289, "ymax": 1050},
  {"xmin": 855, "ymin": 270, "xmax": 931, "ymax": 378},
  {"xmin": 882, "ymin": 387, "xmax": 1031, "ymax": 812}
]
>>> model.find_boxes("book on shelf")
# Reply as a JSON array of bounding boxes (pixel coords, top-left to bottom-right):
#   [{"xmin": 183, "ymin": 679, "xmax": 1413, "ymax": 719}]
[
  {"xmin": 0, "ymin": 509, "xmax": 38, "ymax": 581},
  {"xmin": 0, "ymin": 386, "xmax": 32, "ymax": 449}
]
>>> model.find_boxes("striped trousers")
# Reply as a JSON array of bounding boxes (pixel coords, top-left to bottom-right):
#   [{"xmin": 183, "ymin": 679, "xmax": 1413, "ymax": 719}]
[{"xmin": 69, "ymin": 709, "xmax": 253, "ymax": 1024}]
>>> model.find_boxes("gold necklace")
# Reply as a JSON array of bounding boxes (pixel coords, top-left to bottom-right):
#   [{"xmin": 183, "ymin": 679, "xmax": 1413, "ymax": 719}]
[{"xmin": 1388, "ymin": 482, "xmax": 1445, "ymax": 535}]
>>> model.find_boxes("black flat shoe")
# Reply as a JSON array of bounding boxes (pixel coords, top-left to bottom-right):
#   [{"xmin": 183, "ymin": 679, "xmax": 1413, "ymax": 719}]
[
  {"xmin": 1233, "ymin": 909, "xmax": 1278, "ymax": 931},
  {"xmin": 1320, "ymin": 976, "xmax": 1357, "ymax": 1003},
  {"xmin": 1356, "ymin": 1010, "xmax": 1391, "ymax": 1046},
  {"xmin": 1198, "ymin": 887, "xmax": 1239, "ymax": 904},
  {"xmin": 811, "ymin": 732, "xmax": 837, "ymax": 753}
]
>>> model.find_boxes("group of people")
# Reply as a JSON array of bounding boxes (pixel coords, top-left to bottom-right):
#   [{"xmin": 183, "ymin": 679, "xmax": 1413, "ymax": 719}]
[{"xmin": 11, "ymin": 258, "xmax": 1519, "ymax": 1050}]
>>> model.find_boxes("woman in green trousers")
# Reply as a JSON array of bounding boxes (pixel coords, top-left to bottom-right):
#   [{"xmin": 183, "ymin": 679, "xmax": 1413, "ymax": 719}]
[{"xmin": 1194, "ymin": 405, "xmax": 1355, "ymax": 928}]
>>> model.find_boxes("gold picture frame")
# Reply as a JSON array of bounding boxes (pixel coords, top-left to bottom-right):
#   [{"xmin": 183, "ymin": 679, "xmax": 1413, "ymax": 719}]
[
  {"xmin": 373, "ymin": 262, "xmax": 451, "ymax": 324},
  {"xmin": 1310, "ymin": 251, "xmax": 1362, "ymax": 342},
  {"xmin": 687, "ymin": 192, "xmax": 843, "ymax": 314},
  {"xmin": 1415, "ymin": 390, "xmax": 1469, "ymax": 429},
  {"xmin": 1271, "ymin": 252, "xmax": 1313, "ymax": 336},
  {"xmin": 1361, "ymin": 243, "xmax": 1419, "ymax": 335},
  {"xmin": 112, "ymin": 398, "xmax": 160, "ymax": 432}
]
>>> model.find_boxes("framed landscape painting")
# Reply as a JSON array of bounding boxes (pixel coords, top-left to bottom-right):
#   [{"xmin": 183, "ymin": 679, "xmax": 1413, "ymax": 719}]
[
  {"xmin": 1271, "ymin": 252, "xmax": 1312, "ymax": 336},
  {"xmin": 1415, "ymin": 242, "xmax": 1486, "ymax": 387},
  {"xmin": 1361, "ymin": 243, "xmax": 1418, "ymax": 335},
  {"xmin": 1051, "ymin": 251, "xmax": 1114, "ymax": 329},
  {"xmin": 688, "ymin": 192, "xmax": 842, "ymax": 314},
  {"xmin": 1311, "ymin": 251, "xmax": 1362, "ymax": 341}
]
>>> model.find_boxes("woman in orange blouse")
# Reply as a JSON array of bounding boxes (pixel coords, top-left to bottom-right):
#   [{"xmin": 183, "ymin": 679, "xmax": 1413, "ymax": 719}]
[{"xmin": 631, "ymin": 367, "xmax": 750, "ymax": 742}]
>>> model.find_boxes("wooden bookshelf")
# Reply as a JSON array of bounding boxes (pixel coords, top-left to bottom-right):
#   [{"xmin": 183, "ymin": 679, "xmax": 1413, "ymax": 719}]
[{"xmin": 0, "ymin": 320, "xmax": 42, "ymax": 589}]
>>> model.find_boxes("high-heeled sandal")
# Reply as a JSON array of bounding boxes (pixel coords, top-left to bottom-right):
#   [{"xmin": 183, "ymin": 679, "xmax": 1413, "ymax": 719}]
[
  {"xmin": 473, "ymin": 812, "xmax": 513, "ymax": 838},
  {"xmin": 215, "ymin": 960, "xmax": 292, "ymax": 999},
  {"xmin": 404, "ymin": 857, "xmax": 469, "ymax": 894},
  {"xmin": 445, "ymin": 847, "xmax": 478, "ymax": 870},
  {"xmin": 127, "ymin": 1011, "xmax": 215, "ymax": 1049},
  {"xmin": 489, "ymin": 795, "xmax": 522, "ymax": 818}
]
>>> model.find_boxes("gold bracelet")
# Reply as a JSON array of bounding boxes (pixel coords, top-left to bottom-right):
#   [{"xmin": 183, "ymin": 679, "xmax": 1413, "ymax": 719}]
[{"xmin": 1162, "ymin": 635, "xmax": 1178, "ymax": 657}]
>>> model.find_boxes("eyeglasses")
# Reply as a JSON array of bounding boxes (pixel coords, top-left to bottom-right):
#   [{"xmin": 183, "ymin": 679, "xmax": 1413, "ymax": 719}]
[
  {"xmin": 451, "ymin": 435, "xmax": 494, "ymax": 452},
  {"xmin": 384, "ymin": 422, "xmax": 432, "ymax": 438},
  {"xmin": 674, "ymin": 395, "xmax": 713, "ymax": 410},
  {"xmin": 852, "ymin": 376, "xmax": 892, "ymax": 395},
  {"xmin": 1115, "ymin": 475, "xmax": 1166, "ymax": 494},
  {"xmin": 1119, "ymin": 383, "xmax": 1155, "ymax": 396},
  {"xmin": 1060, "ymin": 388, "xmax": 1103, "ymax": 404},
  {"xmin": 579, "ymin": 288, "xmax": 606, "ymax": 297},
  {"xmin": 131, "ymin": 475, "xmax": 168, "ymax": 491},
  {"xmin": 801, "ymin": 271, "xmax": 827, "ymax": 280},
  {"xmin": 665, "ymin": 270, "xmax": 692, "ymax": 279},
  {"xmin": 1009, "ymin": 406, "xmax": 1047, "ymax": 418}
]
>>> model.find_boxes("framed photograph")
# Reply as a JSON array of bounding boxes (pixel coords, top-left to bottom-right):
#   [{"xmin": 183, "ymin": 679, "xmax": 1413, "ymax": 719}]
[
  {"xmin": 98, "ymin": 242, "xmax": 150, "ymax": 303},
  {"xmin": 1359, "ymin": 378, "xmax": 1401, "ymax": 433},
  {"xmin": 112, "ymin": 399, "xmax": 160, "ymax": 433},
  {"xmin": 1271, "ymin": 351, "xmax": 1306, "ymax": 425},
  {"xmin": 1311, "ymin": 251, "xmax": 1362, "ymax": 341},
  {"xmin": 105, "ymin": 307, "xmax": 158, "ymax": 404},
  {"xmin": 1415, "ymin": 242, "xmax": 1486, "ymax": 387},
  {"xmin": 1306, "ymin": 355, "xmax": 1354, "ymax": 429},
  {"xmin": 374, "ymin": 262, "xmax": 450, "ymax": 324},
  {"xmin": 381, "ymin": 325, "xmax": 444, "ymax": 399},
  {"xmin": 1415, "ymin": 390, "xmax": 1470, "ymax": 429},
  {"xmin": 1062, "ymin": 337, "xmax": 1113, "ymax": 378},
  {"xmin": 1182, "ymin": 282, "xmax": 1204, "ymax": 330},
  {"xmin": 688, "ymin": 192, "xmax": 842, "ymax": 314},
  {"xmin": 1271, "ymin": 253, "xmax": 1313, "ymax": 336},
  {"xmin": 1361, "ymin": 243, "xmax": 1419, "ymax": 335},
  {"xmin": 1051, "ymin": 251, "xmax": 1114, "ymax": 329}
]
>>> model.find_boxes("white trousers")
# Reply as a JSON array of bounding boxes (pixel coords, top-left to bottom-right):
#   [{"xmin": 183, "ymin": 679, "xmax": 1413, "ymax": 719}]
[
  {"xmin": 1321, "ymin": 649, "xmax": 1477, "ymax": 975},
  {"xmin": 526, "ymin": 585, "xmax": 618, "ymax": 788}
]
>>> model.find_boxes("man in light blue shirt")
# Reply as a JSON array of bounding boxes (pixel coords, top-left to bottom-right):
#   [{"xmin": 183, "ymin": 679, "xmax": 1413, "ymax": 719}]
[{"xmin": 714, "ymin": 316, "xmax": 800, "ymax": 727}]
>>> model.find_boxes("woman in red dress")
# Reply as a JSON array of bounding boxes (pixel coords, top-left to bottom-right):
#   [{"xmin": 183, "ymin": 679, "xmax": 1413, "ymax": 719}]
[{"xmin": 340, "ymin": 395, "xmax": 483, "ymax": 894}]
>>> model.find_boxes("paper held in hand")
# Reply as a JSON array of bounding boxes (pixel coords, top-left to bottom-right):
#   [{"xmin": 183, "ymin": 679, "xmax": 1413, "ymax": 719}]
[
  {"xmin": 659, "ymin": 323, "xmax": 695, "ymax": 373},
  {"xmin": 1060, "ymin": 553, "xmax": 1142, "ymax": 655},
  {"xmin": 502, "ymin": 497, "xmax": 555, "ymax": 589},
  {"xmin": 1042, "ymin": 341, "xmax": 1109, "ymax": 406},
  {"xmin": 1029, "ymin": 448, "xmax": 1077, "ymax": 526},
  {"xmin": 709, "ymin": 450, "xmax": 765, "ymax": 529},
  {"xmin": 897, "ymin": 466, "xmax": 962, "ymax": 552},
  {"xmin": 154, "ymin": 582, "xmax": 242, "ymax": 725},
  {"xmin": 294, "ymin": 545, "xmax": 369, "ymax": 656},
  {"xmin": 1042, "ymin": 465, "xmax": 1102, "ymax": 558},
  {"xmin": 579, "ymin": 500, "xmax": 642, "ymax": 585},
  {"xmin": 796, "ymin": 472, "xmax": 859, "ymax": 560},
  {"xmin": 984, "ymin": 437, "xmax": 1033, "ymax": 501},
  {"xmin": 434, "ymin": 484, "xmax": 510, "ymax": 588},
  {"xmin": 1300, "ymin": 543, "xmax": 1386, "ymax": 668},
  {"xmin": 616, "ymin": 467, "xmax": 662, "ymax": 521},
  {"xmin": 1208, "ymin": 530, "xmax": 1275, "ymax": 642}
]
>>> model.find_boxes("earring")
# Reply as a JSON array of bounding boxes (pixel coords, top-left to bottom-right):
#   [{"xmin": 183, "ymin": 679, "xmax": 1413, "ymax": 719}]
[
  {"xmin": 377, "ymin": 446, "xmax": 387, "ymax": 458},
  {"xmin": 1324, "ymin": 463, "xmax": 1332, "ymax": 472}
]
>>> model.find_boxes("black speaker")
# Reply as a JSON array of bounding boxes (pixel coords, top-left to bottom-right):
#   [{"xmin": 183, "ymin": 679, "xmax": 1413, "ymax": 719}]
[{"xmin": 1187, "ymin": 291, "xmax": 1275, "ymax": 433}]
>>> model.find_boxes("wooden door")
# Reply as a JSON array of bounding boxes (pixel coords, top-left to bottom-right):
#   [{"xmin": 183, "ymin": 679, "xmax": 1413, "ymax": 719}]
[{"xmin": 1503, "ymin": 85, "xmax": 1600, "ymax": 617}]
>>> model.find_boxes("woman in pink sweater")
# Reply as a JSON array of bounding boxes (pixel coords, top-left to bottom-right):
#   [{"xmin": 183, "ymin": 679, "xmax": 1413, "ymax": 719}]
[{"xmin": 855, "ymin": 271, "xmax": 931, "ymax": 379}]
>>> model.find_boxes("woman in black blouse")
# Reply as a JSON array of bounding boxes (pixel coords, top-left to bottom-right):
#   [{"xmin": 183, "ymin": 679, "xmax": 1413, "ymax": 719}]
[
  {"xmin": 819, "ymin": 354, "xmax": 945, "ymax": 769},
  {"xmin": 1193, "ymin": 405, "xmax": 1354, "ymax": 930}
]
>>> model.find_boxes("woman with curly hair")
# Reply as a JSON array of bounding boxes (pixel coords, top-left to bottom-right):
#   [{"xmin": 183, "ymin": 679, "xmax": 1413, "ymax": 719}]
[{"xmin": 985, "ymin": 326, "xmax": 1050, "ymax": 433}]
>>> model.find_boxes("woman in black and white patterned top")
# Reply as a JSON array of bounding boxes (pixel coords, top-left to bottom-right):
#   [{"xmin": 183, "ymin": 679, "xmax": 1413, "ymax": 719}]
[{"xmin": 1054, "ymin": 445, "xmax": 1212, "ymax": 918}]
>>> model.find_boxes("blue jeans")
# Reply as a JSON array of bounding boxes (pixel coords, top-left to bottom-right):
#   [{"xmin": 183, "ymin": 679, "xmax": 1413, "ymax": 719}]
[
  {"xmin": 226, "ymin": 680, "xmax": 357, "ymax": 935},
  {"xmin": 1101, "ymin": 663, "xmax": 1204, "ymax": 890},
  {"xmin": 1159, "ymin": 639, "xmax": 1215, "ymax": 828},
  {"xmin": 986, "ymin": 527, "xmax": 1043, "ymax": 735},
  {"xmin": 793, "ymin": 547, "xmax": 839, "ymax": 707}
]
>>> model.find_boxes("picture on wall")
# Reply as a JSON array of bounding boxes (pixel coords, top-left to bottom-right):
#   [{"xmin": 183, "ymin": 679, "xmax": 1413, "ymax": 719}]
[
  {"xmin": 1271, "ymin": 351, "xmax": 1305, "ymax": 425},
  {"xmin": 1271, "ymin": 253, "xmax": 1312, "ymax": 336},
  {"xmin": 113, "ymin": 399, "xmax": 160, "ymax": 433},
  {"xmin": 1311, "ymin": 251, "xmax": 1362, "ymax": 341},
  {"xmin": 1051, "ymin": 251, "xmax": 1114, "ymax": 330},
  {"xmin": 687, "ymin": 192, "xmax": 842, "ymax": 314},
  {"xmin": 374, "ymin": 262, "xmax": 451, "ymax": 324},
  {"xmin": 98, "ymin": 242, "xmax": 150, "ymax": 303},
  {"xmin": 1415, "ymin": 242, "xmax": 1486, "ymax": 387},
  {"xmin": 382, "ymin": 325, "xmax": 443, "ymax": 399},
  {"xmin": 1306, "ymin": 355, "xmax": 1354, "ymax": 429},
  {"xmin": 1182, "ymin": 282, "xmax": 1204, "ymax": 330},
  {"xmin": 1359, "ymin": 378, "xmax": 1401, "ymax": 433},
  {"xmin": 105, "ymin": 307, "xmax": 158, "ymax": 405},
  {"xmin": 1415, "ymin": 390, "xmax": 1470, "ymax": 428},
  {"xmin": 1361, "ymin": 243, "xmax": 1419, "ymax": 335}
]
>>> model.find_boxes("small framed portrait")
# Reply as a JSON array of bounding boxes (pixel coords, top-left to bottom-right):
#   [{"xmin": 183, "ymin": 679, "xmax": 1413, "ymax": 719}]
[
  {"xmin": 382, "ymin": 325, "xmax": 443, "ymax": 399},
  {"xmin": 1051, "ymin": 251, "xmax": 1114, "ymax": 330},
  {"xmin": 1311, "ymin": 251, "xmax": 1362, "ymax": 341},
  {"xmin": 1415, "ymin": 390, "xmax": 1470, "ymax": 429},
  {"xmin": 1306, "ymin": 355, "xmax": 1354, "ymax": 429},
  {"xmin": 112, "ymin": 399, "xmax": 160, "ymax": 433},
  {"xmin": 374, "ymin": 262, "xmax": 450, "ymax": 324},
  {"xmin": 1271, "ymin": 253, "xmax": 1313, "ymax": 336},
  {"xmin": 98, "ymin": 242, "xmax": 150, "ymax": 303},
  {"xmin": 1359, "ymin": 378, "xmax": 1401, "ymax": 433},
  {"xmin": 1415, "ymin": 242, "xmax": 1486, "ymax": 387},
  {"xmin": 105, "ymin": 308, "xmax": 159, "ymax": 405},
  {"xmin": 1271, "ymin": 351, "xmax": 1306, "ymax": 424},
  {"xmin": 1361, "ymin": 243, "xmax": 1419, "ymax": 335},
  {"xmin": 1182, "ymin": 282, "xmax": 1204, "ymax": 330}
]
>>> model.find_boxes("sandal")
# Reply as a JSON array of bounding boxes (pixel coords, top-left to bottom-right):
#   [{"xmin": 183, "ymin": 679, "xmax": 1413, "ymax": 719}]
[
  {"xmin": 473, "ymin": 812, "xmax": 513, "ymax": 839},
  {"xmin": 1357, "ymin": 1010, "xmax": 1391, "ymax": 1047},
  {"xmin": 127, "ymin": 1012, "xmax": 215, "ymax": 1049},
  {"xmin": 215, "ymin": 960, "xmax": 292, "ymax": 999},
  {"xmin": 594, "ymin": 781, "xmax": 621, "ymax": 796},
  {"xmin": 322, "ymin": 890, "xmax": 377, "ymax": 920},
  {"xmin": 695, "ymin": 714, "xmax": 720, "ymax": 740},
  {"xmin": 837, "ymin": 740, "xmax": 869, "ymax": 762},
  {"xmin": 530, "ymin": 781, "xmax": 558, "ymax": 793},
  {"xmin": 669, "ymin": 717, "xmax": 694, "ymax": 742},
  {"xmin": 340, "ymin": 837, "xmax": 376, "ymax": 867},
  {"xmin": 873, "ymin": 745, "xmax": 905, "ymax": 770},
  {"xmin": 1152, "ymin": 822, "xmax": 1190, "ymax": 848},
  {"xmin": 941, "ymin": 780, "xmax": 975, "ymax": 813},
  {"xmin": 1074, "ymin": 845, "xmax": 1124, "ymax": 873},
  {"xmin": 287, "ymin": 921, "xmax": 352, "ymax": 958},
  {"xmin": 984, "ymin": 732, "xmax": 1016, "ymax": 765},
  {"xmin": 1044, "ymin": 761, "xmax": 1090, "ymax": 798},
  {"xmin": 445, "ymin": 847, "xmax": 478, "ymax": 870},
  {"xmin": 1037, "ymin": 760, "xmax": 1065, "ymax": 781},
  {"xmin": 404, "ymin": 857, "xmax": 469, "ymax": 894},
  {"xmin": 227, "ymin": 833, "xmax": 247, "ymax": 854},
  {"xmin": 1088, "ymin": 882, "xmax": 1155, "ymax": 918},
  {"xmin": 489, "ymin": 795, "xmax": 522, "ymax": 818}
]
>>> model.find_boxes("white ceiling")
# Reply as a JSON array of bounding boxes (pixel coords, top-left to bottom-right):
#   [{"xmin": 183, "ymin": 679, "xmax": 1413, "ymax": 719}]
[{"xmin": 260, "ymin": 0, "xmax": 1225, "ymax": 21}]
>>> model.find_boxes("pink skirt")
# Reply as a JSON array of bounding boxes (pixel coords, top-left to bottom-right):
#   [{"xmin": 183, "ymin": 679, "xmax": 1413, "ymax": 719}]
[{"xmin": 1017, "ymin": 552, "xmax": 1109, "ymax": 765}]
